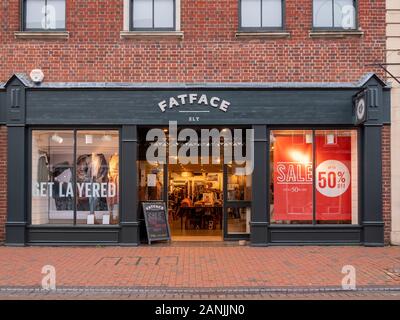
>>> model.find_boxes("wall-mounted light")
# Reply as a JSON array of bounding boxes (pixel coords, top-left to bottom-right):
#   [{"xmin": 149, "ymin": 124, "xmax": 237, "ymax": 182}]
[{"xmin": 51, "ymin": 133, "xmax": 63, "ymax": 144}]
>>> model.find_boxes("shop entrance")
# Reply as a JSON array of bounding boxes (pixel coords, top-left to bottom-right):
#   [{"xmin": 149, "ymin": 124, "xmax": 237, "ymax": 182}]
[
  {"xmin": 138, "ymin": 126, "xmax": 252, "ymax": 242},
  {"xmin": 168, "ymin": 163, "xmax": 224, "ymax": 241}
]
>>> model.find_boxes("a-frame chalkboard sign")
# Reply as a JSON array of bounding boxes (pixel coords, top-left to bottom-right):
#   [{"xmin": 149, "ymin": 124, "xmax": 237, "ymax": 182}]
[{"xmin": 142, "ymin": 202, "xmax": 171, "ymax": 244}]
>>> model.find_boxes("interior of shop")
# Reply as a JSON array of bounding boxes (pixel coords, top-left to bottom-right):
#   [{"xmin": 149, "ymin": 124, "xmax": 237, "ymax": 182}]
[
  {"xmin": 138, "ymin": 126, "xmax": 252, "ymax": 241},
  {"xmin": 168, "ymin": 163, "xmax": 224, "ymax": 241}
]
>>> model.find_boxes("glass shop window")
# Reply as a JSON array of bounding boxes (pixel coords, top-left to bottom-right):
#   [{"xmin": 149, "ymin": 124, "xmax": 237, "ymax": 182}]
[
  {"xmin": 32, "ymin": 131, "xmax": 74, "ymax": 225},
  {"xmin": 31, "ymin": 130, "xmax": 120, "ymax": 226},
  {"xmin": 24, "ymin": 0, "xmax": 66, "ymax": 30},
  {"xmin": 76, "ymin": 131, "xmax": 120, "ymax": 225},
  {"xmin": 315, "ymin": 130, "xmax": 358, "ymax": 224},
  {"xmin": 269, "ymin": 129, "xmax": 358, "ymax": 225},
  {"xmin": 138, "ymin": 161, "xmax": 164, "ymax": 201},
  {"xmin": 269, "ymin": 130, "xmax": 314, "ymax": 224}
]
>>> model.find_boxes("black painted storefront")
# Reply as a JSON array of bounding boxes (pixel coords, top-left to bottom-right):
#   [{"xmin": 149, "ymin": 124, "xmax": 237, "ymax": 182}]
[{"xmin": 0, "ymin": 73, "xmax": 391, "ymax": 246}]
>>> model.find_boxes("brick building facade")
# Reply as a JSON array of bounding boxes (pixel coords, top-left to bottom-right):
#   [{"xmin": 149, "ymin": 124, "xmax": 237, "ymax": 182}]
[{"xmin": 0, "ymin": 0, "xmax": 391, "ymax": 245}]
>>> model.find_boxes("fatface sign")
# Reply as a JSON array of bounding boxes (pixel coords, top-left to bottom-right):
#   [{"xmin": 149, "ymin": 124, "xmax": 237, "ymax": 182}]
[{"xmin": 158, "ymin": 93, "xmax": 231, "ymax": 113}]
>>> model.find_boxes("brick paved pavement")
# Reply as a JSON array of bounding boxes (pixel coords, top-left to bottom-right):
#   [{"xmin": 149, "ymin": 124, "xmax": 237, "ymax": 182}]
[{"xmin": 1, "ymin": 244, "xmax": 400, "ymax": 297}]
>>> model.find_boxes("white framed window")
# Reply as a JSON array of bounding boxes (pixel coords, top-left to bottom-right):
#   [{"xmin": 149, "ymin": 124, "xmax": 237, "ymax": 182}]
[
  {"xmin": 313, "ymin": 0, "xmax": 357, "ymax": 30},
  {"xmin": 131, "ymin": 0, "xmax": 176, "ymax": 30},
  {"xmin": 240, "ymin": 0, "xmax": 284, "ymax": 30},
  {"xmin": 24, "ymin": 0, "xmax": 66, "ymax": 30}
]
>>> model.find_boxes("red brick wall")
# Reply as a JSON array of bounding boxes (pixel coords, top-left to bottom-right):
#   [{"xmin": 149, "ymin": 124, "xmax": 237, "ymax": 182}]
[
  {"xmin": 0, "ymin": 0, "xmax": 386, "ymax": 83},
  {"xmin": 382, "ymin": 125, "xmax": 391, "ymax": 245},
  {"xmin": 0, "ymin": 126, "xmax": 7, "ymax": 243}
]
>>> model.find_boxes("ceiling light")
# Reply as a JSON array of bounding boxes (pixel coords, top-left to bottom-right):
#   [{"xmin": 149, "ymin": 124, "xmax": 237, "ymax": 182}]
[
  {"xmin": 51, "ymin": 134, "xmax": 63, "ymax": 144},
  {"xmin": 85, "ymin": 134, "xmax": 93, "ymax": 144}
]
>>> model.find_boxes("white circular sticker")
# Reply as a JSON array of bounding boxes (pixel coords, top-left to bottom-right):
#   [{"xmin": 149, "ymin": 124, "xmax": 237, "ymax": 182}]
[{"xmin": 316, "ymin": 160, "xmax": 350, "ymax": 197}]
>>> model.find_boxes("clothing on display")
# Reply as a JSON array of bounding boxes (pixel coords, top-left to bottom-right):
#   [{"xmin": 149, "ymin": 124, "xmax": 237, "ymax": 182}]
[
  {"xmin": 52, "ymin": 161, "xmax": 74, "ymax": 211},
  {"xmin": 76, "ymin": 153, "xmax": 109, "ymax": 213}
]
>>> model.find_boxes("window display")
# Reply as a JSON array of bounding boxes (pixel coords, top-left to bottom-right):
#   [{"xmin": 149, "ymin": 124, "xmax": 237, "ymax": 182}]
[
  {"xmin": 270, "ymin": 129, "xmax": 358, "ymax": 225},
  {"xmin": 31, "ymin": 130, "xmax": 120, "ymax": 226},
  {"xmin": 315, "ymin": 130, "xmax": 358, "ymax": 224},
  {"xmin": 270, "ymin": 130, "xmax": 314, "ymax": 223},
  {"xmin": 32, "ymin": 131, "xmax": 74, "ymax": 225},
  {"xmin": 76, "ymin": 131, "xmax": 120, "ymax": 225}
]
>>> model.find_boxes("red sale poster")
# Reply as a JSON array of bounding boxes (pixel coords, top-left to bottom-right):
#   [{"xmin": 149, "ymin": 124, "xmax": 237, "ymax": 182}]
[
  {"xmin": 273, "ymin": 134, "xmax": 313, "ymax": 221},
  {"xmin": 272, "ymin": 133, "xmax": 352, "ymax": 222},
  {"xmin": 315, "ymin": 135, "xmax": 352, "ymax": 222}
]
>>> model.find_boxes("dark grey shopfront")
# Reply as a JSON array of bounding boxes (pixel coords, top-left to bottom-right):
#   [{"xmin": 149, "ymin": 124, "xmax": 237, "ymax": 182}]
[{"xmin": 0, "ymin": 73, "xmax": 391, "ymax": 246}]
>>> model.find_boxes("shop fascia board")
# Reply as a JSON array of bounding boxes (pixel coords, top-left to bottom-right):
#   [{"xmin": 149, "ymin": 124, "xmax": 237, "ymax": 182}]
[{"xmin": 0, "ymin": 73, "xmax": 388, "ymax": 91}]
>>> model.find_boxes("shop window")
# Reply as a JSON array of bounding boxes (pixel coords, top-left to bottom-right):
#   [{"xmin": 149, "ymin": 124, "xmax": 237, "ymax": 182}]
[
  {"xmin": 76, "ymin": 131, "xmax": 120, "ymax": 225},
  {"xmin": 24, "ymin": 0, "xmax": 66, "ymax": 30},
  {"xmin": 138, "ymin": 162, "xmax": 164, "ymax": 201},
  {"xmin": 315, "ymin": 130, "xmax": 358, "ymax": 224},
  {"xmin": 31, "ymin": 130, "xmax": 119, "ymax": 226},
  {"xmin": 132, "ymin": 0, "xmax": 175, "ymax": 30},
  {"xmin": 270, "ymin": 130, "xmax": 314, "ymax": 224},
  {"xmin": 240, "ymin": 0, "xmax": 284, "ymax": 29},
  {"xmin": 32, "ymin": 131, "xmax": 74, "ymax": 225},
  {"xmin": 269, "ymin": 129, "xmax": 358, "ymax": 225},
  {"xmin": 313, "ymin": 0, "xmax": 356, "ymax": 29}
]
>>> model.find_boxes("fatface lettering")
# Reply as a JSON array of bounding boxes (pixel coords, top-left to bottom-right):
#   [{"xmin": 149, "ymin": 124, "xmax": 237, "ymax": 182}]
[{"xmin": 158, "ymin": 93, "xmax": 230, "ymax": 112}]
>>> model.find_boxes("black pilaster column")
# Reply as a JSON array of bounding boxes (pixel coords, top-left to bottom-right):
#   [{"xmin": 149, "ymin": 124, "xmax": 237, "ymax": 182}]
[
  {"xmin": 120, "ymin": 125, "xmax": 139, "ymax": 245},
  {"xmin": 250, "ymin": 125, "xmax": 268, "ymax": 246},
  {"xmin": 5, "ymin": 78, "xmax": 27, "ymax": 246},
  {"xmin": 362, "ymin": 124, "xmax": 384, "ymax": 246}
]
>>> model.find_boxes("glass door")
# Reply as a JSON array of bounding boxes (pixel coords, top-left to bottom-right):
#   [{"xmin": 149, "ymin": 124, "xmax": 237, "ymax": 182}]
[{"xmin": 223, "ymin": 163, "xmax": 252, "ymax": 239}]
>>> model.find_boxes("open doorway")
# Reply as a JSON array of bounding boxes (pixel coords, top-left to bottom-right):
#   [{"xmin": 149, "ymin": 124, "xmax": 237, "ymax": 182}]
[{"xmin": 168, "ymin": 163, "xmax": 223, "ymax": 241}]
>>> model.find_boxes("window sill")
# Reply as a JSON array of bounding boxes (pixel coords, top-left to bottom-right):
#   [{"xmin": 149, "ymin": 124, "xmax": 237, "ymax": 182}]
[
  {"xmin": 14, "ymin": 31, "xmax": 69, "ymax": 40},
  {"xmin": 309, "ymin": 30, "xmax": 364, "ymax": 38},
  {"xmin": 120, "ymin": 31, "xmax": 184, "ymax": 39},
  {"xmin": 235, "ymin": 31, "xmax": 290, "ymax": 39}
]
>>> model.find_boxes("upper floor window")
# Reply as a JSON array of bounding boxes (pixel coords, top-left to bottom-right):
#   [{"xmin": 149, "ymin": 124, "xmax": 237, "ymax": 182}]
[
  {"xmin": 24, "ymin": 0, "xmax": 66, "ymax": 30},
  {"xmin": 131, "ymin": 0, "xmax": 175, "ymax": 30},
  {"xmin": 240, "ymin": 0, "xmax": 284, "ymax": 30},
  {"xmin": 313, "ymin": 0, "xmax": 356, "ymax": 29}
]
